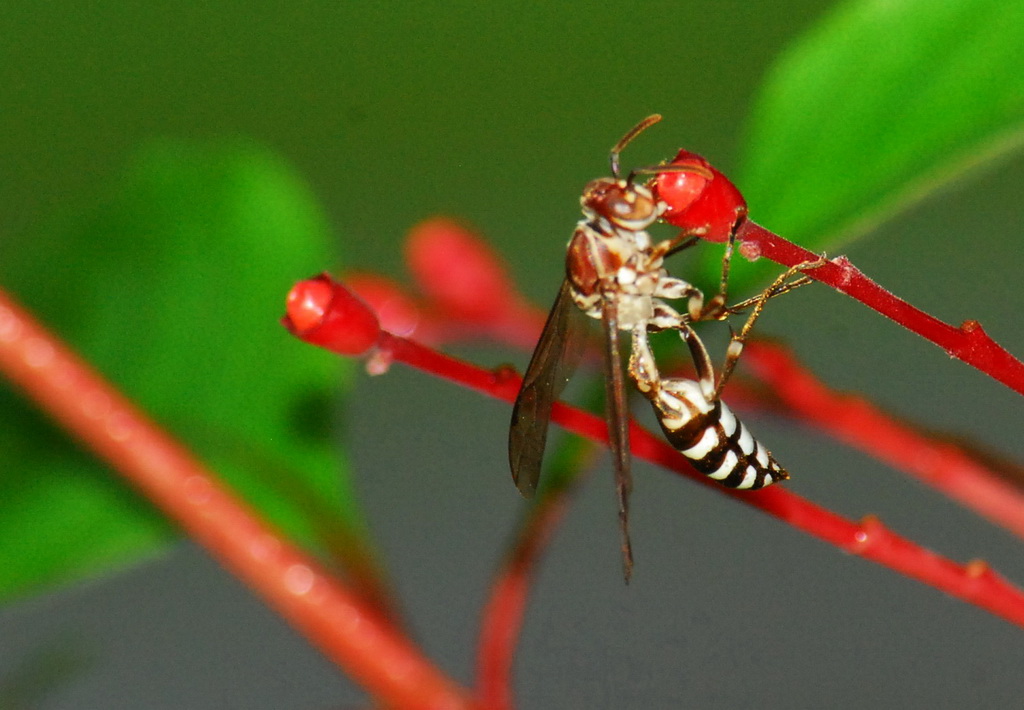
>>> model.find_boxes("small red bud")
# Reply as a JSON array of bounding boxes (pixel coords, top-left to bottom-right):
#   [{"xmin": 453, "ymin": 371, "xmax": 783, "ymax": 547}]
[
  {"xmin": 405, "ymin": 217, "xmax": 517, "ymax": 322},
  {"xmin": 653, "ymin": 150, "xmax": 748, "ymax": 243},
  {"xmin": 283, "ymin": 274, "xmax": 380, "ymax": 355}
]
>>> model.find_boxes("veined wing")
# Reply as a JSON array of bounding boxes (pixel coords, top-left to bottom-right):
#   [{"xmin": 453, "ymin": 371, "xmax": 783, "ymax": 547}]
[{"xmin": 509, "ymin": 279, "xmax": 590, "ymax": 497}]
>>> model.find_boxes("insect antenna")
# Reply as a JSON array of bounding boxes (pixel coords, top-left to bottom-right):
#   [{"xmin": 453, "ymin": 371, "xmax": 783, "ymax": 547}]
[{"xmin": 609, "ymin": 113, "xmax": 662, "ymax": 179}]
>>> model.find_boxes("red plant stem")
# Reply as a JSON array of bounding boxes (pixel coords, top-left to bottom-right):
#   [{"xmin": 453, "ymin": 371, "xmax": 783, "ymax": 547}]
[
  {"xmin": 474, "ymin": 445, "xmax": 593, "ymax": 708},
  {"xmin": 0, "ymin": 289, "xmax": 470, "ymax": 710},
  {"xmin": 740, "ymin": 340, "xmax": 1024, "ymax": 540},
  {"xmin": 370, "ymin": 330, "xmax": 1024, "ymax": 628},
  {"xmin": 475, "ymin": 570, "xmax": 526, "ymax": 710},
  {"xmin": 475, "ymin": 491, "xmax": 573, "ymax": 709},
  {"xmin": 735, "ymin": 219, "xmax": 1024, "ymax": 396}
]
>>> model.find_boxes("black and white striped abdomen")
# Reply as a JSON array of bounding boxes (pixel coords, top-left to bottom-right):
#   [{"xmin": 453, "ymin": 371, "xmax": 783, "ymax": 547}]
[{"xmin": 651, "ymin": 379, "xmax": 788, "ymax": 490}]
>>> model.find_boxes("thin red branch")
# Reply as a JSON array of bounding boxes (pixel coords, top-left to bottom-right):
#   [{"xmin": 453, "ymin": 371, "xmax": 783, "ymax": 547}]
[
  {"xmin": 475, "ymin": 446, "xmax": 594, "ymax": 709},
  {"xmin": 738, "ymin": 340, "xmax": 1024, "ymax": 541},
  {"xmin": 0, "ymin": 288, "xmax": 470, "ymax": 710},
  {"xmin": 475, "ymin": 563, "xmax": 529, "ymax": 710},
  {"xmin": 735, "ymin": 219, "xmax": 1024, "ymax": 396},
  {"xmin": 475, "ymin": 488, "xmax": 573, "ymax": 709},
  {"xmin": 350, "ymin": 321, "xmax": 1024, "ymax": 629}
]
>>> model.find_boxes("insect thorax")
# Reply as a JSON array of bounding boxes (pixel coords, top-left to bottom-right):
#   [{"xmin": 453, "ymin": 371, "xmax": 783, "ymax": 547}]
[{"xmin": 565, "ymin": 219, "xmax": 667, "ymax": 329}]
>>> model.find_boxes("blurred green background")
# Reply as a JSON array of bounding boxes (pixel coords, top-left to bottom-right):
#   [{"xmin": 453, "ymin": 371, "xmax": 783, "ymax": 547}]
[{"xmin": 3, "ymin": 1, "xmax": 1024, "ymax": 708}]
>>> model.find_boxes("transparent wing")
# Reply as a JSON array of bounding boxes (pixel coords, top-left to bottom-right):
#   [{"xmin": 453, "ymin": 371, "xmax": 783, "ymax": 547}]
[
  {"xmin": 509, "ymin": 280, "xmax": 590, "ymax": 497},
  {"xmin": 600, "ymin": 298, "xmax": 634, "ymax": 581}
]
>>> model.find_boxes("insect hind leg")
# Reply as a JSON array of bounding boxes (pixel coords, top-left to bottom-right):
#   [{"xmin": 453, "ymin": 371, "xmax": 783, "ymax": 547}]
[{"xmin": 712, "ymin": 255, "xmax": 826, "ymax": 400}]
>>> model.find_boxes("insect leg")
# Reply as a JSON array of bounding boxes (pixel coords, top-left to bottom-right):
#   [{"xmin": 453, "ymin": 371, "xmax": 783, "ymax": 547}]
[
  {"xmin": 633, "ymin": 315, "xmax": 718, "ymax": 401},
  {"xmin": 705, "ymin": 227, "xmax": 739, "ymax": 321},
  {"xmin": 677, "ymin": 322, "xmax": 717, "ymax": 401},
  {"xmin": 724, "ymin": 270, "xmax": 818, "ymax": 314},
  {"xmin": 628, "ymin": 323, "xmax": 660, "ymax": 394},
  {"xmin": 681, "ymin": 225, "xmax": 743, "ymax": 323},
  {"xmin": 660, "ymin": 223, "xmax": 743, "ymax": 324},
  {"xmin": 712, "ymin": 256, "xmax": 826, "ymax": 400}
]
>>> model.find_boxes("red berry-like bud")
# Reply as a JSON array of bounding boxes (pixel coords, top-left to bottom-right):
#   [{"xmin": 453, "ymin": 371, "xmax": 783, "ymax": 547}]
[
  {"xmin": 405, "ymin": 217, "xmax": 517, "ymax": 322},
  {"xmin": 283, "ymin": 274, "xmax": 380, "ymax": 355},
  {"xmin": 653, "ymin": 150, "xmax": 748, "ymax": 243}
]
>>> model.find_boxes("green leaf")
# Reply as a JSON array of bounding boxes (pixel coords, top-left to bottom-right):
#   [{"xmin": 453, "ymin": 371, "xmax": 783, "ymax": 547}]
[
  {"xmin": 698, "ymin": 0, "xmax": 1024, "ymax": 291},
  {"xmin": 0, "ymin": 140, "xmax": 366, "ymax": 601}
]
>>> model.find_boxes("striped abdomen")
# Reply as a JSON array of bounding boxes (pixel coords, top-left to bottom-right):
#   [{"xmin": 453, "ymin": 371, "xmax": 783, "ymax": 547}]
[{"xmin": 650, "ymin": 379, "xmax": 787, "ymax": 490}]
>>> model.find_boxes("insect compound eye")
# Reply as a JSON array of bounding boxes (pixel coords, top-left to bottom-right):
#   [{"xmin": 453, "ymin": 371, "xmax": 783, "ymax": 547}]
[
  {"xmin": 610, "ymin": 193, "xmax": 638, "ymax": 218},
  {"xmin": 609, "ymin": 189, "xmax": 658, "ymax": 229},
  {"xmin": 583, "ymin": 179, "xmax": 658, "ymax": 230}
]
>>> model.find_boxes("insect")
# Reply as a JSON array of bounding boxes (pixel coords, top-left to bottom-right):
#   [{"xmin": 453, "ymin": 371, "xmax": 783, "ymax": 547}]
[{"xmin": 508, "ymin": 115, "xmax": 819, "ymax": 580}]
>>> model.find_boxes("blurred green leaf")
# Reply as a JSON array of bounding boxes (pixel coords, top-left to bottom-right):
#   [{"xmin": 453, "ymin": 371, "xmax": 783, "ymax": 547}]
[
  {"xmin": 698, "ymin": 0, "xmax": 1024, "ymax": 290},
  {"xmin": 0, "ymin": 140, "xmax": 365, "ymax": 601}
]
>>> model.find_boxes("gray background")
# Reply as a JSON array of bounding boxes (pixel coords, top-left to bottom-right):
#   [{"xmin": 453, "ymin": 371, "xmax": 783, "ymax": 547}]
[{"xmin": 3, "ymin": 2, "xmax": 1024, "ymax": 708}]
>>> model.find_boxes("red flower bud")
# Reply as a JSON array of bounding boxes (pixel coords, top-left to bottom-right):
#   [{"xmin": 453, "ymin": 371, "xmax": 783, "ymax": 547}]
[
  {"xmin": 405, "ymin": 217, "xmax": 517, "ymax": 321},
  {"xmin": 284, "ymin": 274, "xmax": 380, "ymax": 355},
  {"xmin": 653, "ymin": 150, "xmax": 748, "ymax": 243}
]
